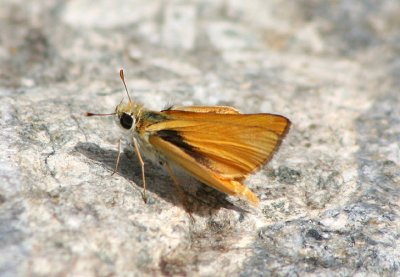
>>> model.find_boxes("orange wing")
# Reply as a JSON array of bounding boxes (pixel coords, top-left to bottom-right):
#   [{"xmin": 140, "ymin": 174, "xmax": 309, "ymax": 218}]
[{"xmin": 146, "ymin": 110, "xmax": 291, "ymax": 205}]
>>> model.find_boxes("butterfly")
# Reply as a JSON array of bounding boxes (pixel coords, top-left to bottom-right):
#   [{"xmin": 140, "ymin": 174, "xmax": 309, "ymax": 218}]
[{"xmin": 86, "ymin": 70, "xmax": 291, "ymax": 207}]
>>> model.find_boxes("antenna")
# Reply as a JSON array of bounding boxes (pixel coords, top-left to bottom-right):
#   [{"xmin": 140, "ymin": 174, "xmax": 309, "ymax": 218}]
[
  {"xmin": 119, "ymin": 69, "xmax": 132, "ymax": 103},
  {"xmin": 85, "ymin": 112, "xmax": 116, "ymax": 117}
]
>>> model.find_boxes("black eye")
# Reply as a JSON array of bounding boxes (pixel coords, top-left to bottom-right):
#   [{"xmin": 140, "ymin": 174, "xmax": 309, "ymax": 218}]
[{"xmin": 120, "ymin": 113, "xmax": 133, "ymax": 129}]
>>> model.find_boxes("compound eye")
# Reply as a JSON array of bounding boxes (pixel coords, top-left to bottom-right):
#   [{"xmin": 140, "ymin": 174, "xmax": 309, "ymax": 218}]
[{"xmin": 120, "ymin": 113, "xmax": 133, "ymax": 129}]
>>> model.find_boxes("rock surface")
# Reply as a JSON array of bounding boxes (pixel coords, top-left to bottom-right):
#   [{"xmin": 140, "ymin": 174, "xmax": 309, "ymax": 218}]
[{"xmin": 1, "ymin": 0, "xmax": 399, "ymax": 276}]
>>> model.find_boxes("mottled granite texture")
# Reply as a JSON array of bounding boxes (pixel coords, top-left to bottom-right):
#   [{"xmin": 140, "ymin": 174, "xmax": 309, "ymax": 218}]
[{"xmin": 0, "ymin": 1, "xmax": 399, "ymax": 276}]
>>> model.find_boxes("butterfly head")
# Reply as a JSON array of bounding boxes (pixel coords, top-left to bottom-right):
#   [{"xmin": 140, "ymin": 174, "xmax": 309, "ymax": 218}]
[{"xmin": 114, "ymin": 100, "xmax": 143, "ymax": 130}]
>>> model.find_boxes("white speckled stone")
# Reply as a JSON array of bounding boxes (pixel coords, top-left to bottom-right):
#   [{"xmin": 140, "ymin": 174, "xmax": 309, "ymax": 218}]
[{"xmin": 1, "ymin": 1, "xmax": 399, "ymax": 276}]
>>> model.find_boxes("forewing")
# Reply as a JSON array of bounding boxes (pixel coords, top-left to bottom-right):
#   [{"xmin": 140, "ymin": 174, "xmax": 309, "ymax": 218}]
[{"xmin": 147, "ymin": 111, "xmax": 290, "ymax": 178}]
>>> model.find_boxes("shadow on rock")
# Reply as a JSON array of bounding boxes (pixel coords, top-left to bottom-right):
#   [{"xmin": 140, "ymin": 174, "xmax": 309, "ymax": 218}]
[{"xmin": 74, "ymin": 142, "xmax": 248, "ymax": 216}]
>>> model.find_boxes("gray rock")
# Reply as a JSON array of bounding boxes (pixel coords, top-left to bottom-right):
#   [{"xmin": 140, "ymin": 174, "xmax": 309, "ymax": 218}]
[{"xmin": 1, "ymin": 0, "xmax": 399, "ymax": 276}]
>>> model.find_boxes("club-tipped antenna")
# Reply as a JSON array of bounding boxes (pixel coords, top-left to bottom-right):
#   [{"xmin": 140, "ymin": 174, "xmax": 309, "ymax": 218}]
[
  {"xmin": 119, "ymin": 69, "xmax": 132, "ymax": 103},
  {"xmin": 85, "ymin": 112, "xmax": 116, "ymax": 117}
]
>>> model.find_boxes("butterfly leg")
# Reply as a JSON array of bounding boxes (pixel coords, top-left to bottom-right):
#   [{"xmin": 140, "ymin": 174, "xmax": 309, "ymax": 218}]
[
  {"xmin": 164, "ymin": 162, "xmax": 195, "ymax": 221},
  {"xmin": 111, "ymin": 138, "xmax": 122, "ymax": 176},
  {"xmin": 133, "ymin": 137, "xmax": 147, "ymax": 203}
]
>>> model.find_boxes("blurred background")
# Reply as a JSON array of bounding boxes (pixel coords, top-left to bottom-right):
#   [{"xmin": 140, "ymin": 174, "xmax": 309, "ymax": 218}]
[
  {"xmin": 1, "ymin": 0, "xmax": 399, "ymax": 276},
  {"xmin": 2, "ymin": 1, "xmax": 399, "ymax": 90}
]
